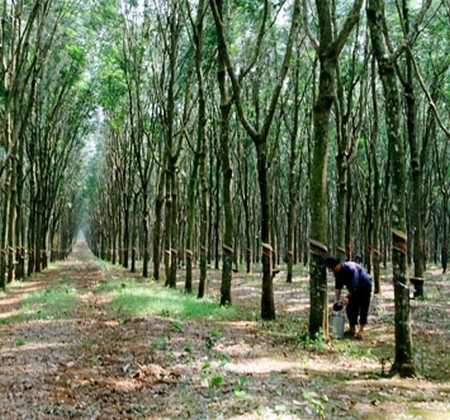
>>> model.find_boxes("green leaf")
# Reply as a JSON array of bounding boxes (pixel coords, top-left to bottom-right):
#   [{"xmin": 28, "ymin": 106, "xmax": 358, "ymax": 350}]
[{"xmin": 210, "ymin": 375, "xmax": 223, "ymax": 387}]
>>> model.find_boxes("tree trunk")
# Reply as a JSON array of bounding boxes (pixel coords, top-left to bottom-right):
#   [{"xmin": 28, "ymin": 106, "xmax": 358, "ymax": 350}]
[
  {"xmin": 257, "ymin": 140, "xmax": 275, "ymax": 320},
  {"xmin": 369, "ymin": 55, "xmax": 382, "ymax": 294},
  {"xmin": 153, "ymin": 172, "xmax": 164, "ymax": 281},
  {"xmin": 217, "ymin": 80, "xmax": 233, "ymax": 305},
  {"xmin": 209, "ymin": 0, "xmax": 234, "ymax": 304},
  {"xmin": 163, "ymin": 2, "xmax": 181, "ymax": 289},
  {"xmin": 185, "ymin": 0, "xmax": 207, "ymax": 294},
  {"xmin": 401, "ymin": 1, "xmax": 426, "ymax": 279},
  {"xmin": 141, "ymin": 192, "xmax": 150, "ymax": 278},
  {"xmin": 308, "ymin": 0, "xmax": 363, "ymax": 338},
  {"xmin": 367, "ymin": 0, "xmax": 419, "ymax": 377},
  {"xmin": 309, "ymin": 33, "xmax": 334, "ymax": 337},
  {"xmin": 195, "ymin": 0, "xmax": 209, "ymax": 298},
  {"xmin": 285, "ymin": 45, "xmax": 302, "ymax": 284},
  {"xmin": 0, "ymin": 178, "xmax": 11, "ymax": 289},
  {"xmin": 130, "ymin": 193, "xmax": 138, "ymax": 273}
]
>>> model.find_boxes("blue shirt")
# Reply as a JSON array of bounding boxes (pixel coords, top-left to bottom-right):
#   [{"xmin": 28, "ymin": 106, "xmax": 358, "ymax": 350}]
[{"xmin": 334, "ymin": 261, "xmax": 372, "ymax": 293}]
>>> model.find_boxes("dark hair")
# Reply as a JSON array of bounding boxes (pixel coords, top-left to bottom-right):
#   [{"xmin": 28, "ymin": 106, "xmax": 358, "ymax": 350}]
[{"xmin": 325, "ymin": 257, "xmax": 340, "ymax": 269}]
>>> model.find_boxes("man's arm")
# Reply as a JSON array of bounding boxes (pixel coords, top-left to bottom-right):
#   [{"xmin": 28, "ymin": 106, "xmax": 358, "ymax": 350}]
[
  {"xmin": 336, "ymin": 288, "xmax": 352, "ymax": 305},
  {"xmin": 335, "ymin": 289, "xmax": 341, "ymax": 301}
]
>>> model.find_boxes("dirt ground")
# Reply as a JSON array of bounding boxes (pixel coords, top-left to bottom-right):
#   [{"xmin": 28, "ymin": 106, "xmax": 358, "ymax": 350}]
[{"xmin": 1, "ymin": 241, "xmax": 449, "ymax": 419}]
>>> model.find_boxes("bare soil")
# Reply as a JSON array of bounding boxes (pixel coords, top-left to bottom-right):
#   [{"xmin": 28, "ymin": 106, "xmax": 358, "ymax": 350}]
[{"xmin": 1, "ymin": 241, "xmax": 449, "ymax": 419}]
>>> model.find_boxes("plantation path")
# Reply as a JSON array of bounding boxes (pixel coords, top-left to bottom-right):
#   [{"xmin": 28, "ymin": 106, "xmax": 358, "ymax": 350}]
[{"xmin": 1, "ymin": 240, "xmax": 449, "ymax": 419}]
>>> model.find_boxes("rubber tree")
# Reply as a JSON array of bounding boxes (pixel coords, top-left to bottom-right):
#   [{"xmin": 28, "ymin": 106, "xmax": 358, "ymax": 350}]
[
  {"xmin": 334, "ymin": 17, "xmax": 368, "ymax": 261},
  {"xmin": 398, "ymin": 0, "xmax": 428, "ymax": 279},
  {"xmin": 155, "ymin": 0, "xmax": 185, "ymax": 289},
  {"xmin": 366, "ymin": 0, "xmax": 424, "ymax": 378},
  {"xmin": 210, "ymin": 0, "xmax": 301, "ymax": 319},
  {"xmin": 366, "ymin": 55, "xmax": 383, "ymax": 293},
  {"xmin": 209, "ymin": 0, "xmax": 234, "ymax": 305},
  {"xmin": 307, "ymin": 0, "xmax": 364, "ymax": 338},
  {"xmin": 281, "ymin": 35, "xmax": 311, "ymax": 283},
  {"xmin": 183, "ymin": 0, "xmax": 209, "ymax": 296}
]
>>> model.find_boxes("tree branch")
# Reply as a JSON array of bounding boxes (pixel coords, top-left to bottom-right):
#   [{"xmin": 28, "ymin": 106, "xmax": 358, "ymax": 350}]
[{"xmin": 409, "ymin": 48, "xmax": 450, "ymax": 139}]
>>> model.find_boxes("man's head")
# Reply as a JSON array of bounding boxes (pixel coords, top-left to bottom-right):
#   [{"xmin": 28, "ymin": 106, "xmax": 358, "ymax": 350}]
[{"xmin": 325, "ymin": 257, "xmax": 341, "ymax": 273}]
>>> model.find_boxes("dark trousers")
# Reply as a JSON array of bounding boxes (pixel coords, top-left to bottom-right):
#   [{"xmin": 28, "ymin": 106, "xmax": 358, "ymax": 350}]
[{"xmin": 346, "ymin": 288, "xmax": 371, "ymax": 328}]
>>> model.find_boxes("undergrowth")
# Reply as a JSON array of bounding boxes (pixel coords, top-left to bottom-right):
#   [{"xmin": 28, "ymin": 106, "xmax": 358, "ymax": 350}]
[
  {"xmin": 0, "ymin": 274, "xmax": 83, "ymax": 323},
  {"xmin": 95, "ymin": 278, "xmax": 241, "ymax": 320}
]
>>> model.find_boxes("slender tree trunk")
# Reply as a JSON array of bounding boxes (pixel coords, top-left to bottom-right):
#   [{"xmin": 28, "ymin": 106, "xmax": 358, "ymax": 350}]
[
  {"xmin": 308, "ymin": 0, "xmax": 363, "ymax": 338},
  {"xmin": 257, "ymin": 140, "xmax": 275, "ymax": 319},
  {"xmin": 28, "ymin": 162, "xmax": 37, "ymax": 277},
  {"xmin": 130, "ymin": 193, "xmax": 138, "ymax": 274},
  {"xmin": 237, "ymin": 152, "xmax": 252, "ymax": 274},
  {"xmin": 0, "ymin": 177, "xmax": 11, "ymax": 289},
  {"xmin": 401, "ymin": 1, "xmax": 426, "ymax": 278},
  {"xmin": 309, "ymin": 32, "xmax": 335, "ymax": 337},
  {"xmin": 367, "ymin": 0, "xmax": 419, "ymax": 377},
  {"xmin": 153, "ymin": 171, "xmax": 164, "ymax": 281},
  {"xmin": 213, "ymin": 141, "xmax": 221, "ymax": 271},
  {"xmin": 185, "ymin": 0, "xmax": 206, "ymax": 293},
  {"xmin": 442, "ymin": 196, "xmax": 448, "ymax": 273},
  {"xmin": 285, "ymin": 47, "xmax": 302, "ymax": 284},
  {"xmin": 7, "ymin": 152, "xmax": 17, "ymax": 283},
  {"xmin": 122, "ymin": 205, "xmax": 130, "ymax": 269},
  {"xmin": 209, "ymin": 0, "xmax": 234, "ymax": 304},
  {"xmin": 198, "ymin": 168, "xmax": 208, "ymax": 298},
  {"xmin": 141, "ymin": 192, "xmax": 150, "ymax": 278},
  {"xmin": 15, "ymin": 133, "xmax": 25, "ymax": 280},
  {"xmin": 369, "ymin": 55, "xmax": 382, "ymax": 294},
  {"xmin": 194, "ymin": 0, "xmax": 208, "ymax": 298},
  {"xmin": 163, "ymin": 3, "xmax": 181, "ymax": 289}
]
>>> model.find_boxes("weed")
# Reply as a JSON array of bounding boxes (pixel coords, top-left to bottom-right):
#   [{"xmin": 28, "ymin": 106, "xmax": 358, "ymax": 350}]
[
  {"xmin": 234, "ymin": 374, "xmax": 248, "ymax": 397},
  {"xmin": 210, "ymin": 328, "xmax": 221, "ymax": 339},
  {"xmin": 210, "ymin": 375, "xmax": 223, "ymax": 387},
  {"xmin": 414, "ymin": 345, "xmax": 428, "ymax": 376},
  {"xmin": 298, "ymin": 328, "xmax": 327, "ymax": 352},
  {"xmin": 170, "ymin": 320, "xmax": 183, "ymax": 331},
  {"xmin": 303, "ymin": 390, "xmax": 328, "ymax": 418},
  {"xmin": 16, "ymin": 337, "xmax": 26, "ymax": 346},
  {"xmin": 267, "ymin": 373, "xmax": 284, "ymax": 396},
  {"xmin": 150, "ymin": 337, "xmax": 166, "ymax": 350}
]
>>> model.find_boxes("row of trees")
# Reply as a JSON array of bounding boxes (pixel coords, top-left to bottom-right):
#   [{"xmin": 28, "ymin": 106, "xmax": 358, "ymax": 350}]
[
  {"xmin": 0, "ymin": 0, "xmax": 96, "ymax": 288},
  {"xmin": 2, "ymin": 1, "xmax": 450, "ymax": 377}
]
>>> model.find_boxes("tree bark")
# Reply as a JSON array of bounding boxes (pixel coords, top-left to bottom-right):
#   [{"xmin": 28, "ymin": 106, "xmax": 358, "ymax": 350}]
[
  {"xmin": 367, "ymin": 0, "xmax": 419, "ymax": 377},
  {"xmin": 308, "ymin": 0, "xmax": 364, "ymax": 338},
  {"xmin": 211, "ymin": 0, "xmax": 234, "ymax": 304}
]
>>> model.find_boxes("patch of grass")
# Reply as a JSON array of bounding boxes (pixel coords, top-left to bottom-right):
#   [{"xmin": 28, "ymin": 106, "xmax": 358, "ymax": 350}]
[
  {"xmin": 20, "ymin": 286, "xmax": 81, "ymax": 320},
  {"xmin": 97, "ymin": 279, "xmax": 240, "ymax": 320},
  {"xmin": 336, "ymin": 341, "xmax": 379, "ymax": 361},
  {"xmin": 2, "ymin": 275, "xmax": 84, "ymax": 323},
  {"xmin": 294, "ymin": 328, "xmax": 327, "ymax": 352},
  {"xmin": 406, "ymin": 407, "xmax": 450, "ymax": 418}
]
